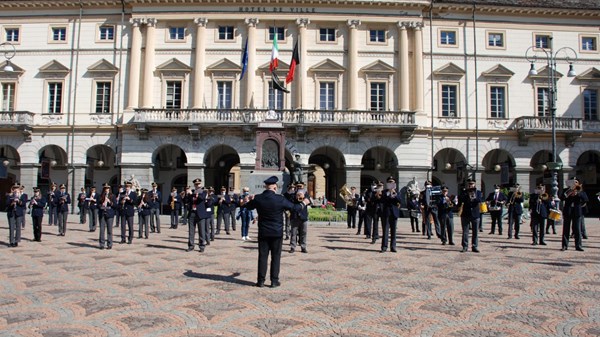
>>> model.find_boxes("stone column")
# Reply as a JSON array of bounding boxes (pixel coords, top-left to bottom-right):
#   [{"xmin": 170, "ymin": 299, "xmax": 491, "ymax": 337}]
[
  {"xmin": 398, "ymin": 22, "xmax": 410, "ymax": 112},
  {"xmin": 345, "ymin": 165, "xmax": 362, "ymax": 191},
  {"xmin": 127, "ymin": 18, "xmax": 143, "ymax": 109},
  {"xmin": 238, "ymin": 164, "xmax": 255, "ymax": 189},
  {"xmin": 142, "ymin": 18, "xmax": 157, "ymax": 108},
  {"xmin": 296, "ymin": 18, "xmax": 310, "ymax": 109},
  {"xmin": 19, "ymin": 164, "xmax": 39, "ymax": 196},
  {"xmin": 414, "ymin": 23, "xmax": 424, "ymax": 113},
  {"xmin": 245, "ymin": 18, "xmax": 259, "ymax": 108},
  {"xmin": 187, "ymin": 164, "xmax": 206, "ymax": 188},
  {"xmin": 192, "ymin": 18, "xmax": 208, "ymax": 108},
  {"xmin": 347, "ymin": 19, "xmax": 361, "ymax": 110}
]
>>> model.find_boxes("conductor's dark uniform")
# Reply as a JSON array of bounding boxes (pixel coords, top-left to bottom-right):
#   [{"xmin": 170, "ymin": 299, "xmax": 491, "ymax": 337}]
[{"xmin": 245, "ymin": 176, "xmax": 306, "ymax": 288}]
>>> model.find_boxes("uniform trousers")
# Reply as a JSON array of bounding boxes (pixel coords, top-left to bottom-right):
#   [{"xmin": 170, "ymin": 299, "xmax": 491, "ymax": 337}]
[
  {"xmin": 562, "ymin": 214, "xmax": 583, "ymax": 250},
  {"xmin": 120, "ymin": 215, "xmax": 134, "ymax": 243},
  {"xmin": 439, "ymin": 214, "xmax": 454, "ymax": 244},
  {"xmin": 139, "ymin": 214, "xmax": 150, "ymax": 238},
  {"xmin": 229, "ymin": 208, "xmax": 237, "ymax": 230},
  {"xmin": 205, "ymin": 217, "xmax": 215, "ymax": 241},
  {"xmin": 8, "ymin": 215, "xmax": 21, "ymax": 245},
  {"xmin": 461, "ymin": 216, "xmax": 479, "ymax": 249},
  {"xmin": 88, "ymin": 208, "xmax": 98, "ymax": 231},
  {"xmin": 347, "ymin": 208, "xmax": 357, "ymax": 228},
  {"xmin": 257, "ymin": 236, "xmax": 283, "ymax": 284},
  {"xmin": 364, "ymin": 213, "xmax": 373, "ymax": 238},
  {"xmin": 530, "ymin": 214, "xmax": 546, "ymax": 244},
  {"xmin": 217, "ymin": 211, "xmax": 230, "ymax": 233},
  {"xmin": 381, "ymin": 215, "xmax": 397, "ymax": 251},
  {"xmin": 170, "ymin": 209, "xmax": 179, "ymax": 227},
  {"xmin": 57, "ymin": 212, "xmax": 68, "ymax": 235},
  {"xmin": 371, "ymin": 213, "xmax": 382, "ymax": 241},
  {"xmin": 99, "ymin": 215, "xmax": 114, "ymax": 248},
  {"xmin": 356, "ymin": 210, "xmax": 366, "ymax": 234},
  {"xmin": 507, "ymin": 210, "xmax": 522, "ymax": 238},
  {"xmin": 290, "ymin": 219, "xmax": 307, "ymax": 250},
  {"xmin": 188, "ymin": 213, "xmax": 207, "ymax": 250},
  {"xmin": 79, "ymin": 205, "xmax": 86, "ymax": 224},
  {"xmin": 489, "ymin": 210, "xmax": 503, "ymax": 234},
  {"xmin": 150, "ymin": 208, "xmax": 160, "ymax": 232},
  {"xmin": 32, "ymin": 215, "xmax": 43, "ymax": 241},
  {"xmin": 48, "ymin": 205, "xmax": 57, "ymax": 226}
]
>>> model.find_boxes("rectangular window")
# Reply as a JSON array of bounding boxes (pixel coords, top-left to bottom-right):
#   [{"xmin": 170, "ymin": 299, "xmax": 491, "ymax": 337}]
[
  {"xmin": 269, "ymin": 27, "xmax": 285, "ymax": 41},
  {"xmin": 47, "ymin": 82, "xmax": 63, "ymax": 114},
  {"xmin": 217, "ymin": 81, "xmax": 232, "ymax": 109},
  {"xmin": 488, "ymin": 32, "xmax": 504, "ymax": 48},
  {"xmin": 440, "ymin": 30, "xmax": 457, "ymax": 45},
  {"xmin": 319, "ymin": 28, "xmax": 336, "ymax": 42},
  {"xmin": 369, "ymin": 29, "xmax": 386, "ymax": 43},
  {"xmin": 165, "ymin": 81, "xmax": 182, "ymax": 109},
  {"xmin": 489, "ymin": 86, "xmax": 506, "ymax": 118},
  {"xmin": 535, "ymin": 34, "xmax": 551, "ymax": 49},
  {"xmin": 52, "ymin": 27, "xmax": 67, "ymax": 41},
  {"xmin": 168, "ymin": 27, "xmax": 185, "ymax": 41},
  {"xmin": 218, "ymin": 26, "xmax": 234, "ymax": 41},
  {"xmin": 99, "ymin": 25, "xmax": 114, "ymax": 41},
  {"xmin": 583, "ymin": 89, "xmax": 598, "ymax": 121},
  {"xmin": 268, "ymin": 84, "xmax": 284, "ymax": 110},
  {"xmin": 581, "ymin": 36, "xmax": 597, "ymax": 52},
  {"xmin": 441, "ymin": 84, "xmax": 458, "ymax": 117},
  {"xmin": 5, "ymin": 28, "xmax": 19, "ymax": 43},
  {"xmin": 319, "ymin": 82, "xmax": 335, "ymax": 110},
  {"xmin": 95, "ymin": 82, "xmax": 112, "ymax": 113},
  {"xmin": 537, "ymin": 87, "xmax": 550, "ymax": 117},
  {"xmin": 1, "ymin": 82, "xmax": 16, "ymax": 111},
  {"xmin": 370, "ymin": 82, "xmax": 386, "ymax": 111}
]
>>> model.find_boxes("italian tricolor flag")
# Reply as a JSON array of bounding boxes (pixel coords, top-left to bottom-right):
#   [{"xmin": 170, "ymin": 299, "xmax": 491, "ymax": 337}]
[{"xmin": 270, "ymin": 33, "xmax": 279, "ymax": 72}]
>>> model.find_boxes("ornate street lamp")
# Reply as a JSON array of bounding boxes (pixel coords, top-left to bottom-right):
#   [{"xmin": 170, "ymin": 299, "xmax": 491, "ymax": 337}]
[
  {"xmin": 525, "ymin": 38, "xmax": 577, "ymax": 203},
  {"xmin": 1, "ymin": 42, "xmax": 16, "ymax": 72}
]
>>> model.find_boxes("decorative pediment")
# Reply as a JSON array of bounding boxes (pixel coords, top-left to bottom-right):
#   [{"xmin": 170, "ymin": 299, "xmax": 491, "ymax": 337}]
[
  {"xmin": 433, "ymin": 63, "xmax": 465, "ymax": 77},
  {"xmin": 481, "ymin": 64, "xmax": 514, "ymax": 78},
  {"xmin": 309, "ymin": 58, "xmax": 345, "ymax": 73},
  {"xmin": 528, "ymin": 65, "xmax": 563, "ymax": 80},
  {"xmin": 87, "ymin": 59, "xmax": 118, "ymax": 78},
  {"xmin": 206, "ymin": 58, "xmax": 241, "ymax": 72},
  {"xmin": 0, "ymin": 60, "xmax": 25, "ymax": 78},
  {"xmin": 258, "ymin": 60, "xmax": 290, "ymax": 73},
  {"xmin": 39, "ymin": 60, "xmax": 70, "ymax": 77},
  {"xmin": 576, "ymin": 67, "xmax": 600, "ymax": 82},
  {"xmin": 156, "ymin": 58, "xmax": 192, "ymax": 73},
  {"xmin": 360, "ymin": 60, "xmax": 396, "ymax": 74}
]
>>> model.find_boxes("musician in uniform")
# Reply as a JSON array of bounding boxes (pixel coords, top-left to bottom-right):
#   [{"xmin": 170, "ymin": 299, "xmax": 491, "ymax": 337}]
[
  {"xmin": 138, "ymin": 189, "xmax": 152, "ymax": 239},
  {"xmin": 289, "ymin": 185, "xmax": 312, "ymax": 253},
  {"xmin": 561, "ymin": 177, "xmax": 588, "ymax": 251},
  {"xmin": 407, "ymin": 191, "xmax": 420, "ymax": 233},
  {"xmin": 180, "ymin": 186, "xmax": 191, "ymax": 226},
  {"xmin": 380, "ymin": 176, "xmax": 402, "ymax": 253},
  {"xmin": 228, "ymin": 186, "xmax": 239, "ymax": 231},
  {"xmin": 205, "ymin": 187, "xmax": 216, "ymax": 243},
  {"xmin": 437, "ymin": 186, "xmax": 456, "ymax": 245},
  {"xmin": 216, "ymin": 187, "xmax": 232, "ymax": 235},
  {"xmin": 114, "ymin": 185, "xmax": 123, "ymax": 228},
  {"xmin": 345, "ymin": 186, "xmax": 359, "ymax": 229},
  {"xmin": 77, "ymin": 187, "xmax": 87, "ymax": 224},
  {"xmin": 186, "ymin": 178, "xmax": 206, "ymax": 252},
  {"xmin": 243, "ymin": 176, "xmax": 310, "ymax": 288},
  {"xmin": 5, "ymin": 184, "xmax": 24, "ymax": 247},
  {"xmin": 506, "ymin": 183, "xmax": 524, "ymax": 239},
  {"xmin": 98, "ymin": 183, "xmax": 117, "ymax": 249},
  {"xmin": 283, "ymin": 184, "xmax": 296, "ymax": 240},
  {"xmin": 529, "ymin": 183, "xmax": 553, "ymax": 246},
  {"xmin": 356, "ymin": 189, "xmax": 368, "ymax": 235},
  {"xmin": 19, "ymin": 185, "xmax": 27, "ymax": 230},
  {"xmin": 47, "ymin": 182, "xmax": 58, "ymax": 226},
  {"xmin": 369, "ymin": 181, "xmax": 385, "ymax": 244},
  {"xmin": 169, "ymin": 187, "xmax": 182, "ymax": 229},
  {"xmin": 56, "ymin": 184, "xmax": 71, "ymax": 236},
  {"xmin": 29, "ymin": 187, "xmax": 47, "ymax": 242},
  {"xmin": 419, "ymin": 181, "xmax": 440, "ymax": 240},
  {"xmin": 118, "ymin": 181, "xmax": 137, "ymax": 244},
  {"xmin": 457, "ymin": 179, "xmax": 482, "ymax": 253},
  {"xmin": 148, "ymin": 182, "xmax": 162, "ymax": 233},
  {"xmin": 485, "ymin": 184, "xmax": 507, "ymax": 235},
  {"xmin": 86, "ymin": 186, "xmax": 98, "ymax": 232}
]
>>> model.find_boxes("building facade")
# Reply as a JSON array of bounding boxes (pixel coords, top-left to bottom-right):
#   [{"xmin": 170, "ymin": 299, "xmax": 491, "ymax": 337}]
[{"xmin": 0, "ymin": 0, "xmax": 599, "ymax": 211}]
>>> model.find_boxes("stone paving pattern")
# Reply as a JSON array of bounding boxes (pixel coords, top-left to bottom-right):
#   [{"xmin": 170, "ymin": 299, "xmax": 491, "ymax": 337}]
[{"xmin": 0, "ymin": 215, "xmax": 599, "ymax": 337}]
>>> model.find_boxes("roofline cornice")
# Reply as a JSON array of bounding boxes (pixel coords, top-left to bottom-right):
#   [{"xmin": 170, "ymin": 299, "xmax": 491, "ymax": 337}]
[{"xmin": 432, "ymin": 3, "xmax": 600, "ymax": 18}]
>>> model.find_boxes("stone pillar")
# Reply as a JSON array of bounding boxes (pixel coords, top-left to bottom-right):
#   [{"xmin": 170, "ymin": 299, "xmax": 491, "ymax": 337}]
[
  {"xmin": 71, "ymin": 165, "xmax": 87, "ymax": 193},
  {"xmin": 296, "ymin": 18, "xmax": 310, "ymax": 109},
  {"xmin": 398, "ymin": 22, "xmax": 410, "ymax": 112},
  {"xmin": 19, "ymin": 164, "xmax": 39, "ymax": 196},
  {"xmin": 142, "ymin": 18, "xmax": 157, "ymax": 108},
  {"xmin": 192, "ymin": 18, "xmax": 208, "ymax": 108},
  {"xmin": 244, "ymin": 18, "xmax": 259, "ymax": 108},
  {"xmin": 347, "ymin": 19, "xmax": 361, "ymax": 110},
  {"xmin": 345, "ymin": 165, "xmax": 362, "ymax": 191},
  {"xmin": 238, "ymin": 164, "xmax": 255, "ymax": 189},
  {"xmin": 186, "ymin": 164, "xmax": 205, "ymax": 188},
  {"xmin": 414, "ymin": 23, "xmax": 424, "ymax": 113},
  {"xmin": 127, "ymin": 18, "xmax": 143, "ymax": 110}
]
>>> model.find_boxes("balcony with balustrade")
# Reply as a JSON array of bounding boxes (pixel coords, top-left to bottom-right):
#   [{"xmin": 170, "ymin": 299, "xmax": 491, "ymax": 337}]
[
  {"xmin": 0, "ymin": 110, "xmax": 34, "ymax": 142},
  {"xmin": 513, "ymin": 116, "xmax": 583, "ymax": 147}
]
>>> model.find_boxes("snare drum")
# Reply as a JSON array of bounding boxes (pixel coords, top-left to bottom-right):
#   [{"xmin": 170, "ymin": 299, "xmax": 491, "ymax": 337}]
[
  {"xmin": 479, "ymin": 202, "xmax": 488, "ymax": 213},
  {"xmin": 548, "ymin": 209, "xmax": 562, "ymax": 221}
]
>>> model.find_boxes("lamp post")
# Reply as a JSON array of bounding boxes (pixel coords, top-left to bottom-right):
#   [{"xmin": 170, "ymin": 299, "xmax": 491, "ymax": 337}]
[
  {"xmin": 525, "ymin": 38, "xmax": 577, "ymax": 202},
  {"xmin": 1, "ymin": 42, "xmax": 16, "ymax": 72}
]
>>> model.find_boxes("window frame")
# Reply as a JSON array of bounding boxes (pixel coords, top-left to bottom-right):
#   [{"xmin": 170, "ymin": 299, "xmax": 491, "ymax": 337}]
[
  {"xmin": 438, "ymin": 28, "xmax": 458, "ymax": 48},
  {"xmin": 4, "ymin": 26, "xmax": 20, "ymax": 44},
  {"xmin": 319, "ymin": 81, "xmax": 336, "ymax": 110},
  {"xmin": 94, "ymin": 80, "xmax": 113, "ymax": 114},
  {"xmin": 582, "ymin": 87, "xmax": 599, "ymax": 121},
  {"xmin": 535, "ymin": 86, "xmax": 551, "ymax": 117},
  {"xmin": 215, "ymin": 80, "xmax": 234, "ymax": 109},
  {"xmin": 167, "ymin": 26, "xmax": 187, "ymax": 43},
  {"xmin": 0, "ymin": 81, "xmax": 17, "ymax": 112},
  {"xmin": 318, "ymin": 27, "xmax": 337, "ymax": 44},
  {"xmin": 164, "ymin": 80, "xmax": 183, "ymax": 109},
  {"xmin": 45, "ymin": 81, "xmax": 64, "ymax": 114},
  {"xmin": 533, "ymin": 32, "xmax": 552, "ymax": 50},
  {"xmin": 216, "ymin": 25, "xmax": 235, "ymax": 42},
  {"xmin": 268, "ymin": 81, "xmax": 285, "ymax": 110},
  {"xmin": 486, "ymin": 30, "xmax": 506, "ymax": 50},
  {"xmin": 268, "ymin": 26, "xmax": 286, "ymax": 43},
  {"xmin": 368, "ymin": 29, "xmax": 387, "ymax": 45},
  {"xmin": 579, "ymin": 34, "xmax": 598, "ymax": 53},
  {"xmin": 49, "ymin": 26, "xmax": 68, "ymax": 44},
  {"xmin": 97, "ymin": 24, "xmax": 115, "ymax": 43},
  {"xmin": 369, "ymin": 81, "xmax": 387, "ymax": 112},
  {"xmin": 438, "ymin": 82, "xmax": 460, "ymax": 118},
  {"xmin": 488, "ymin": 84, "xmax": 508, "ymax": 119}
]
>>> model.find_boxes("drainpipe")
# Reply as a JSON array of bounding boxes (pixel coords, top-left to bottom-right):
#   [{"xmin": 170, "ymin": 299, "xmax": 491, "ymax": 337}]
[
  {"xmin": 115, "ymin": 0, "xmax": 127, "ymax": 181},
  {"xmin": 429, "ymin": 1, "xmax": 435, "ymax": 181},
  {"xmin": 472, "ymin": 2, "xmax": 480, "ymax": 177}
]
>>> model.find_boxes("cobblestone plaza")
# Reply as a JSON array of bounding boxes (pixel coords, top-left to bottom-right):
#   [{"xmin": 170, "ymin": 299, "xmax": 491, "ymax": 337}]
[{"xmin": 1, "ymin": 215, "xmax": 599, "ymax": 337}]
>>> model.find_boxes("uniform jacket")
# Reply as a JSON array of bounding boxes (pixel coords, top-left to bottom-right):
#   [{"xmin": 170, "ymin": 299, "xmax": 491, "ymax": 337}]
[
  {"xmin": 99, "ymin": 194, "xmax": 117, "ymax": 218},
  {"xmin": 529, "ymin": 193, "xmax": 552, "ymax": 218},
  {"xmin": 458, "ymin": 190, "xmax": 482, "ymax": 219},
  {"xmin": 87, "ymin": 191, "xmax": 98, "ymax": 210},
  {"xmin": 30, "ymin": 196, "xmax": 47, "ymax": 217},
  {"xmin": 246, "ymin": 189, "xmax": 304, "ymax": 238},
  {"xmin": 169, "ymin": 193, "xmax": 182, "ymax": 211},
  {"xmin": 148, "ymin": 189, "xmax": 162, "ymax": 209},
  {"xmin": 486, "ymin": 191, "xmax": 507, "ymax": 212},
  {"xmin": 437, "ymin": 194, "xmax": 455, "ymax": 219},
  {"xmin": 194, "ymin": 190, "xmax": 214, "ymax": 219},
  {"xmin": 561, "ymin": 190, "xmax": 588, "ymax": 218},
  {"xmin": 119, "ymin": 190, "xmax": 137, "ymax": 217},
  {"xmin": 5, "ymin": 193, "xmax": 25, "ymax": 218},
  {"xmin": 382, "ymin": 189, "xmax": 402, "ymax": 218},
  {"xmin": 55, "ymin": 191, "xmax": 71, "ymax": 213},
  {"xmin": 507, "ymin": 191, "xmax": 524, "ymax": 215}
]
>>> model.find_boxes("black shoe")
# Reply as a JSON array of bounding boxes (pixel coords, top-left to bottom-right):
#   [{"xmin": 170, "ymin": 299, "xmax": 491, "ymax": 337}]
[
  {"xmin": 127, "ymin": 241, "xmax": 132, "ymax": 244},
  {"xmin": 119, "ymin": 240, "xmax": 125, "ymax": 244},
  {"xmin": 355, "ymin": 232, "xmax": 360, "ymax": 235},
  {"xmin": 348, "ymin": 226, "xmax": 351, "ymax": 229},
  {"xmin": 370, "ymin": 240, "xmax": 376, "ymax": 244},
  {"xmin": 576, "ymin": 247, "xmax": 584, "ymax": 252},
  {"xmin": 284, "ymin": 236, "xmax": 289, "ymax": 240},
  {"xmin": 390, "ymin": 248, "xmax": 397, "ymax": 253},
  {"xmin": 540, "ymin": 241, "xmax": 547, "ymax": 246},
  {"xmin": 449, "ymin": 242, "xmax": 455, "ymax": 246},
  {"xmin": 271, "ymin": 281, "xmax": 281, "ymax": 288},
  {"xmin": 151, "ymin": 230, "xmax": 156, "ymax": 233},
  {"xmin": 14, "ymin": 243, "xmax": 18, "ymax": 247},
  {"xmin": 100, "ymin": 246, "xmax": 105, "ymax": 250},
  {"xmin": 515, "ymin": 235, "xmax": 520, "ymax": 239},
  {"xmin": 380, "ymin": 248, "xmax": 386, "ymax": 253},
  {"xmin": 289, "ymin": 248, "xmax": 295, "ymax": 253},
  {"xmin": 561, "ymin": 247, "xmax": 567, "ymax": 251},
  {"xmin": 472, "ymin": 247, "xmax": 480, "ymax": 253},
  {"xmin": 583, "ymin": 235, "xmax": 588, "ymax": 239},
  {"xmin": 545, "ymin": 231, "xmax": 550, "ymax": 234},
  {"xmin": 199, "ymin": 247, "xmax": 205, "ymax": 252},
  {"xmin": 479, "ymin": 229, "xmax": 483, "ymax": 232},
  {"xmin": 460, "ymin": 247, "xmax": 468, "ymax": 253},
  {"xmin": 138, "ymin": 236, "xmax": 142, "ymax": 239},
  {"xmin": 226, "ymin": 232, "xmax": 230, "ymax": 235},
  {"xmin": 107, "ymin": 246, "xmax": 112, "ymax": 250},
  {"xmin": 301, "ymin": 248, "xmax": 307, "ymax": 253},
  {"xmin": 442, "ymin": 241, "xmax": 446, "ymax": 245},
  {"xmin": 488, "ymin": 231, "xmax": 494, "ymax": 234},
  {"xmin": 531, "ymin": 242, "xmax": 537, "ymax": 245},
  {"xmin": 255, "ymin": 282, "xmax": 265, "ymax": 288},
  {"xmin": 416, "ymin": 229, "xmax": 420, "ymax": 232},
  {"xmin": 186, "ymin": 247, "xmax": 193, "ymax": 252}
]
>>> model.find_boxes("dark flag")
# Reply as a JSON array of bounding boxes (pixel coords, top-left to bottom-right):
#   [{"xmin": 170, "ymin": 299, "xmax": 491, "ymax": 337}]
[
  {"xmin": 286, "ymin": 40, "xmax": 299, "ymax": 84},
  {"xmin": 271, "ymin": 72, "xmax": 289, "ymax": 93},
  {"xmin": 239, "ymin": 38, "xmax": 249, "ymax": 80}
]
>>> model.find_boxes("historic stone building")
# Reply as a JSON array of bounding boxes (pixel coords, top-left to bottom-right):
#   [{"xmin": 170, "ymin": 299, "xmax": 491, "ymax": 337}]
[{"xmin": 0, "ymin": 0, "xmax": 599, "ymax": 211}]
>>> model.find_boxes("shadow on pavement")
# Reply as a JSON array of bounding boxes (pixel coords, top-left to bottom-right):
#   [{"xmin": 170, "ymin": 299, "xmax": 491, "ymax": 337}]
[
  {"xmin": 146, "ymin": 243, "xmax": 188, "ymax": 251},
  {"xmin": 67, "ymin": 241, "xmax": 99, "ymax": 249},
  {"xmin": 183, "ymin": 270, "xmax": 255, "ymax": 286}
]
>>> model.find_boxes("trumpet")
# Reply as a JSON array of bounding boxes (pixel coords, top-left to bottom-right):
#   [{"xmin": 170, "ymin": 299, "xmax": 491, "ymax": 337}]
[{"xmin": 541, "ymin": 193, "xmax": 549, "ymax": 201}]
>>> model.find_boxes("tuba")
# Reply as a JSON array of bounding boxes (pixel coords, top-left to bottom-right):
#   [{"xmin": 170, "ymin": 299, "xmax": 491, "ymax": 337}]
[{"xmin": 339, "ymin": 184, "xmax": 355, "ymax": 207}]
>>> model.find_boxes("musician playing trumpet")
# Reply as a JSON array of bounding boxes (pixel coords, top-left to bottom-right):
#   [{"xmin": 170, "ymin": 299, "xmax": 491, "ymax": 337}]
[
  {"xmin": 5, "ymin": 184, "xmax": 24, "ymax": 247},
  {"xmin": 27, "ymin": 187, "xmax": 46, "ymax": 243},
  {"xmin": 169, "ymin": 187, "xmax": 182, "ymax": 229},
  {"xmin": 457, "ymin": 179, "xmax": 483, "ymax": 253},
  {"xmin": 118, "ymin": 181, "xmax": 137, "ymax": 244},
  {"xmin": 56, "ymin": 184, "xmax": 71, "ymax": 236},
  {"xmin": 506, "ymin": 183, "xmax": 524, "ymax": 240},
  {"xmin": 380, "ymin": 176, "xmax": 402, "ymax": 253},
  {"xmin": 98, "ymin": 183, "xmax": 117, "ymax": 249},
  {"xmin": 437, "ymin": 186, "xmax": 456, "ymax": 246},
  {"xmin": 528, "ymin": 183, "xmax": 553, "ymax": 246},
  {"xmin": 560, "ymin": 177, "xmax": 588, "ymax": 251},
  {"xmin": 485, "ymin": 184, "xmax": 507, "ymax": 235}
]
